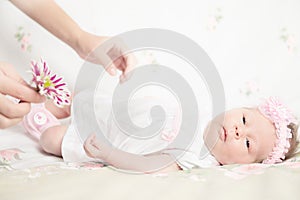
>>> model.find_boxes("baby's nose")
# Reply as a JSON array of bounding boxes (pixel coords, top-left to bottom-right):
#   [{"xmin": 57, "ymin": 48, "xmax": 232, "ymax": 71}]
[{"xmin": 234, "ymin": 126, "xmax": 244, "ymax": 139}]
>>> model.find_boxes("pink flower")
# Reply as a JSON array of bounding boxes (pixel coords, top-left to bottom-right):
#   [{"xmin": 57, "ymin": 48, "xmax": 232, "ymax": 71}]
[
  {"xmin": 30, "ymin": 59, "xmax": 71, "ymax": 107},
  {"xmin": 80, "ymin": 162, "xmax": 104, "ymax": 169},
  {"xmin": 15, "ymin": 27, "xmax": 32, "ymax": 52},
  {"xmin": 206, "ymin": 8, "xmax": 223, "ymax": 31},
  {"xmin": 21, "ymin": 35, "xmax": 30, "ymax": 44},
  {"xmin": 231, "ymin": 163, "xmax": 269, "ymax": 175},
  {"xmin": 0, "ymin": 148, "xmax": 24, "ymax": 162},
  {"xmin": 21, "ymin": 43, "xmax": 27, "ymax": 52},
  {"xmin": 161, "ymin": 130, "xmax": 177, "ymax": 142},
  {"xmin": 239, "ymin": 80, "xmax": 260, "ymax": 96},
  {"xmin": 281, "ymin": 161, "xmax": 300, "ymax": 168},
  {"xmin": 161, "ymin": 109, "xmax": 181, "ymax": 142},
  {"xmin": 21, "ymin": 35, "xmax": 30, "ymax": 52}
]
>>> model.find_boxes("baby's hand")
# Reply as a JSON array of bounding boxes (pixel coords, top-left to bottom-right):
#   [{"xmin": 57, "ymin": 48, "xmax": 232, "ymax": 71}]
[{"xmin": 84, "ymin": 134, "xmax": 112, "ymax": 160}]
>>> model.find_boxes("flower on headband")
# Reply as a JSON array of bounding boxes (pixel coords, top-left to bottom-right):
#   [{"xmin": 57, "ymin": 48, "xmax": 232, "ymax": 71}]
[
  {"xmin": 30, "ymin": 59, "xmax": 71, "ymax": 107},
  {"xmin": 258, "ymin": 97, "xmax": 297, "ymax": 164}
]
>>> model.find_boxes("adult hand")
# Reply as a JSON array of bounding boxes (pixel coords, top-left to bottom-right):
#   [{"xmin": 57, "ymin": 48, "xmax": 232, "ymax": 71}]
[
  {"xmin": 10, "ymin": 1, "xmax": 136, "ymax": 82},
  {"xmin": 74, "ymin": 31, "xmax": 137, "ymax": 82},
  {"xmin": 0, "ymin": 62, "xmax": 45, "ymax": 129}
]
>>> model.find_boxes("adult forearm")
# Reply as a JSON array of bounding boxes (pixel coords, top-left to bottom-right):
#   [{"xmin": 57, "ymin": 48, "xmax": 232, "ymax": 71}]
[{"xmin": 10, "ymin": 0, "xmax": 82, "ymax": 50}]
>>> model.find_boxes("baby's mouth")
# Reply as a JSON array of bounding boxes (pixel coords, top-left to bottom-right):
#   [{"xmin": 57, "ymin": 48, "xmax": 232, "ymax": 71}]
[{"xmin": 219, "ymin": 126, "xmax": 227, "ymax": 142}]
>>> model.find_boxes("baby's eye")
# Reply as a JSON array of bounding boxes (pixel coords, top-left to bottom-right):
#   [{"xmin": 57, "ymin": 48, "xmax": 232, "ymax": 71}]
[
  {"xmin": 246, "ymin": 138, "xmax": 250, "ymax": 149},
  {"xmin": 242, "ymin": 115, "xmax": 246, "ymax": 125}
]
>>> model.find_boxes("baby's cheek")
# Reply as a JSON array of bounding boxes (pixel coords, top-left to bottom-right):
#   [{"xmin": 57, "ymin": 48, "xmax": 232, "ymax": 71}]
[
  {"xmin": 218, "ymin": 142, "xmax": 246, "ymax": 164},
  {"xmin": 210, "ymin": 142, "xmax": 228, "ymax": 161}
]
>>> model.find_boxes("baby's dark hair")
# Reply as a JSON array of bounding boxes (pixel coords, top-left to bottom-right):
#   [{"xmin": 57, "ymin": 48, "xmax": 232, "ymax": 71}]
[{"xmin": 284, "ymin": 123, "xmax": 299, "ymax": 160}]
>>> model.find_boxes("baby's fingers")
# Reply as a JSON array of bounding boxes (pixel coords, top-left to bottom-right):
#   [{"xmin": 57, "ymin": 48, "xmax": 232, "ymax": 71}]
[
  {"xmin": 85, "ymin": 134, "xmax": 96, "ymax": 145},
  {"xmin": 84, "ymin": 134, "xmax": 98, "ymax": 158},
  {"xmin": 84, "ymin": 143, "xmax": 98, "ymax": 158},
  {"xmin": 84, "ymin": 133, "xmax": 112, "ymax": 160}
]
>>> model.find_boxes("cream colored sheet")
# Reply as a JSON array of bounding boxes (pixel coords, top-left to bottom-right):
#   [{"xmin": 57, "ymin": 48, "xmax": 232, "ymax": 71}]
[
  {"xmin": 1, "ymin": 163, "xmax": 300, "ymax": 200},
  {"xmin": 1, "ymin": 124, "xmax": 300, "ymax": 200}
]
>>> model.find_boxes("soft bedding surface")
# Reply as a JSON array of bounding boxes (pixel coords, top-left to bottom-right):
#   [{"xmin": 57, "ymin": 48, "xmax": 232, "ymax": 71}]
[
  {"xmin": 1, "ymin": 125, "xmax": 300, "ymax": 200},
  {"xmin": 1, "ymin": 0, "xmax": 300, "ymax": 199}
]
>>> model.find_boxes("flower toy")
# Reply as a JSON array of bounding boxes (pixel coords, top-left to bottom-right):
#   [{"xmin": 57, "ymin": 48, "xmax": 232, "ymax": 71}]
[{"xmin": 30, "ymin": 59, "xmax": 71, "ymax": 107}]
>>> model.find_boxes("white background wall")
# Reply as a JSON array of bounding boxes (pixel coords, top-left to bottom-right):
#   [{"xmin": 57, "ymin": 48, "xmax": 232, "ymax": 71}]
[{"xmin": 0, "ymin": 0, "xmax": 300, "ymax": 115}]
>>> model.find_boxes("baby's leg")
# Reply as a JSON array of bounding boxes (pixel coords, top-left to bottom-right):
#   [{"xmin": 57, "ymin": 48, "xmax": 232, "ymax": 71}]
[
  {"xmin": 39, "ymin": 125, "xmax": 68, "ymax": 156},
  {"xmin": 22, "ymin": 103, "xmax": 69, "ymax": 157},
  {"xmin": 45, "ymin": 100, "xmax": 71, "ymax": 119}
]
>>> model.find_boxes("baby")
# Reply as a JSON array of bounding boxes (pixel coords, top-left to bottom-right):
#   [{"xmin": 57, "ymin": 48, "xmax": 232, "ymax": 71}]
[
  {"xmin": 203, "ymin": 99, "xmax": 298, "ymax": 165},
  {"xmin": 22, "ymin": 95, "xmax": 298, "ymax": 173}
]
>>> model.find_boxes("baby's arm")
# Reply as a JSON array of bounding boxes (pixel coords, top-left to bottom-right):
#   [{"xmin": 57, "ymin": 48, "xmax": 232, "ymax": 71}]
[{"xmin": 84, "ymin": 134, "xmax": 181, "ymax": 173}]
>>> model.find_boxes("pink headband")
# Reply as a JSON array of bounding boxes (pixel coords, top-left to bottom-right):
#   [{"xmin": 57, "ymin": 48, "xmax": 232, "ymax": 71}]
[{"xmin": 258, "ymin": 97, "xmax": 297, "ymax": 164}]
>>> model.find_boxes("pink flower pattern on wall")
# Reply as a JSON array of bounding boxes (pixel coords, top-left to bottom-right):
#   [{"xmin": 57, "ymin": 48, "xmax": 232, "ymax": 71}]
[
  {"xmin": 14, "ymin": 26, "xmax": 32, "ymax": 52},
  {"xmin": 280, "ymin": 28, "xmax": 297, "ymax": 53},
  {"xmin": 206, "ymin": 7, "xmax": 223, "ymax": 31},
  {"xmin": 239, "ymin": 80, "xmax": 260, "ymax": 97}
]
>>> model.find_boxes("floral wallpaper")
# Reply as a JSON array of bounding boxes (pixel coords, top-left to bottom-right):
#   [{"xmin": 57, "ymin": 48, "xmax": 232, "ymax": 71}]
[
  {"xmin": 0, "ymin": 1, "xmax": 298, "ymax": 110},
  {"xmin": 206, "ymin": 7, "xmax": 223, "ymax": 32},
  {"xmin": 280, "ymin": 27, "xmax": 298, "ymax": 54},
  {"xmin": 14, "ymin": 26, "xmax": 32, "ymax": 52}
]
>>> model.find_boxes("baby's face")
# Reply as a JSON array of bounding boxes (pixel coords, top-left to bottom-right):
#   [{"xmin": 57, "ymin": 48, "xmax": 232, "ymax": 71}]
[{"xmin": 203, "ymin": 108, "xmax": 277, "ymax": 165}]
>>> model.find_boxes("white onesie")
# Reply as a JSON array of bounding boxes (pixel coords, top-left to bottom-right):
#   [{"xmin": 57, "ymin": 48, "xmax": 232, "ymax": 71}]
[{"xmin": 61, "ymin": 90, "xmax": 219, "ymax": 170}]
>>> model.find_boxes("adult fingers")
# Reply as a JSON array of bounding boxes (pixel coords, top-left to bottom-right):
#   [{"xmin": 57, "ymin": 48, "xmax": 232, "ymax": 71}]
[
  {"xmin": 119, "ymin": 53, "xmax": 137, "ymax": 83},
  {"xmin": 113, "ymin": 56, "xmax": 126, "ymax": 72},
  {"xmin": 0, "ymin": 94, "xmax": 31, "ymax": 119},
  {"xmin": 0, "ymin": 62, "xmax": 31, "ymax": 91},
  {"xmin": 0, "ymin": 75, "xmax": 45, "ymax": 103},
  {"xmin": 1, "ymin": 63, "xmax": 28, "ymax": 85},
  {"xmin": 104, "ymin": 37, "xmax": 132, "ymax": 76},
  {"xmin": 89, "ymin": 41, "xmax": 118, "ymax": 76},
  {"xmin": 0, "ymin": 113, "xmax": 22, "ymax": 129},
  {"xmin": 123, "ymin": 52, "xmax": 137, "ymax": 73},
  {"xmin": 98, "ymin": 52, "xmax": 118, "ymax": 76}
]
